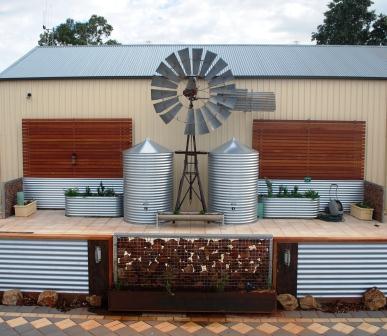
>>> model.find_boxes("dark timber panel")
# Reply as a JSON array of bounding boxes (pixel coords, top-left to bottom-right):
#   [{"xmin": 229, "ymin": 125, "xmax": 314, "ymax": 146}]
[
  {"xmin": 88, "ymin": 239, "xmax": 110, "ymax": 306},
  {"xmin": 276, "ymin": 243, "xmax": 298, "ymax": 296}
]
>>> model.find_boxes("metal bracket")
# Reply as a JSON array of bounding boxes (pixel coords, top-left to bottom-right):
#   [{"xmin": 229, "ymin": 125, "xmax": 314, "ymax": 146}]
[
  {"xmin": 94, "ymin": 246, "xmax": 102, "ymax": 264},
  {"xmin": 284, "ymin": 249, "xmax": 291, "ymax": 267}
]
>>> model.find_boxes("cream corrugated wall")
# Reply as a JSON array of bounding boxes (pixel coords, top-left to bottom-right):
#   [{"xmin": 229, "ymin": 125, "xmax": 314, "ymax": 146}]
[{"xmin": 0, "ymin": 78, "xmax": 386, "ymax": 209}]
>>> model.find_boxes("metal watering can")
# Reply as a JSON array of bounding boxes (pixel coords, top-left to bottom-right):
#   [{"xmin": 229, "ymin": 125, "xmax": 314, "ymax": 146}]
[{"xmin": 327, "ymin": 184, "xmax": 344, "ymax": 216}]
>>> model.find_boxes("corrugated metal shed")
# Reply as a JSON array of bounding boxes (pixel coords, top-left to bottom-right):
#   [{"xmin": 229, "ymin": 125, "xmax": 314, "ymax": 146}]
[{"xmin": 1, "ymin": 44, "xmax": 387, "ymax": 80}]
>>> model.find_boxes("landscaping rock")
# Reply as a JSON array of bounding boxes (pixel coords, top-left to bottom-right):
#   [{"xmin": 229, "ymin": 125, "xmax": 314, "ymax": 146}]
[
  {"xmin": 86, "ymin": 295, "xmax": 102, "ymax": 308},
  {"xmin": 37, "ymin": 290, "xmax": 58, "ymax": 307},
  {"xmin": 277, "ymin": 293, "xmax": 298, "ymax": 311},
  {"xmin": 2, "ymin": 289, "xmax": 23, "ymax": 305},
  {"xmin": 299, "ymin": 295, "xmax": 321, "ymax": 310},
  {"xmin": 363, "ymin": 287, "xmax": 386, "ymax": 311}
]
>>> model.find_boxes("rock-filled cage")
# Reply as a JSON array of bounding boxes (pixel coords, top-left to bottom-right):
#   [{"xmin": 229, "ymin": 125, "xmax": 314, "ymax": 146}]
[{"xmin": 115, "ymin": 233, "xmax": 272, "ymax": 291}]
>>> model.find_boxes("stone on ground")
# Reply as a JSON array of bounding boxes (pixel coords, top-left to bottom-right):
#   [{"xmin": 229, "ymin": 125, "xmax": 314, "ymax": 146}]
[
  {"xmin": 86, "ymin": 295, "xmax": 102, "ymax": 307},
  {"xmin": 299, "ymin": 295, "xmax": 321, "ymax": 310},
  {"xmin": 277, "ymin": 293, "xmax": 298, "ymax": 311},
  {"xmin": 363, "ymin": 287, "xmax": 386, "ymax": 311},
  {"xmin": 2, "ymin": 289, "xmax": 23, "ymax": 305},
  {"xmin": 37, "ymin": 290, "xmax": 58, "ymax": 307}
]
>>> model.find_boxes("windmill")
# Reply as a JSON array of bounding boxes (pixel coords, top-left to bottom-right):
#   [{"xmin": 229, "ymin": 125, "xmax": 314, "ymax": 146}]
[{"xmin": 151, "ymin": 47, "xmax": 275, "ymax": 212}]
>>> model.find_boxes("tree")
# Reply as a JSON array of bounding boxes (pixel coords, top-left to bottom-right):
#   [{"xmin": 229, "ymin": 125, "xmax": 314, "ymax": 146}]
[
  {"xmin": 39, "ymin": 15, "xmax": 120, "ymax": 46},
  {"xmin": 312, "ymin": 0, "xmax": 387, "ymax": 45},
  {"xmin": 368, "ymin": 14, "xmax": 387, "ymax": 45}
]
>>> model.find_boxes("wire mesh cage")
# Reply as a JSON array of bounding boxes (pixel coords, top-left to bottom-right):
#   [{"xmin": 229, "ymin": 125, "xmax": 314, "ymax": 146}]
[{"xmin": 114, "ymin": 233, "xmax": 273, "ymax": 292}]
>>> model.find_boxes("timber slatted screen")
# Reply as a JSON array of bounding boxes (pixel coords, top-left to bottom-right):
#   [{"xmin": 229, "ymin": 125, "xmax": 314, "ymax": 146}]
[
  {"xmin": 253, "ymin": 120, "xmax": 365, "ymax": 179},
  {"xmin": 23, "ymin": 119, "xmax": 132, "ymax": 178}
]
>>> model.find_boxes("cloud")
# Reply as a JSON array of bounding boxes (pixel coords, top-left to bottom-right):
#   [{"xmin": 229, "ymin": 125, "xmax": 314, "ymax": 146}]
[{"xmin": 0, "ymin": 0, "xmax": 386, "ymax": 71}]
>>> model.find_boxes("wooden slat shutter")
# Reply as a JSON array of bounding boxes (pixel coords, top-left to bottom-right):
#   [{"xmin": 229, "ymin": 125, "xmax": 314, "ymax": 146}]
[
  {"xmin": 22, "ymin": 119, "xmax": 132, "ymax": 178},
  {"xmin": 253, "ymin": 120, "xmax": 365, "ymax": 179},
  {"xmin": 22, "ymin": 120, "xmax": 75, "ymax": 177},
  {"xmin": 73, "ymin": 120, "xmax": 132, "ymax": 178}
]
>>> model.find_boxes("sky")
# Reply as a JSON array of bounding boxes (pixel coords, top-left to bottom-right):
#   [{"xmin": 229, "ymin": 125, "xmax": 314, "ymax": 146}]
[{"xmin": 0, "ymin": 0, "xmax": 387, "ymax": 71}]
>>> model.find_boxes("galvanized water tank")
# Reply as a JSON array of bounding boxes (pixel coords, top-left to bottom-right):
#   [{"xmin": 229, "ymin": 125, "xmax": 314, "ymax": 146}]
[
  {"xmin": 209, "ymin": 138, "xmax": 258, "ymax": 224},
  {"xmin": 123, "ymin": 138, "xmax": 173, "ymax": 224}
]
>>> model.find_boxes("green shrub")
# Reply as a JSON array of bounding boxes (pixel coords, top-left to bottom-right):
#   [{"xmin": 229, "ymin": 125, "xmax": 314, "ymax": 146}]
[
  {"xmin": 103, "ymin": 188, "xmax": 116, "ymax": 197},
  {"xmin": 265, "ymin": 178, "xmax": 273, "ymax": 197},
  {"xmin": 65, "ymin": 188, "xmax": 80, "ymax": 197},
  {"xmin": 263, "ymin": 180, "xmax": 319, "ymax": 200},
  {"xmin": 304, "ymin": 190, "xmax": 319, "ymax": 200},
  {"xmin": 356, "ymin": 202, "xmax": 372, "ymax": 209},
  {"xmin": 290, "ymin": 186, "xmax": 303, "ymax": 198},
  {"xmin": 84, "ymin": 186, "xmax": 92, "ymax": 196},
  {"xmin": 66, "ymin": 183, "xmax": 117, "ymax": 197}
]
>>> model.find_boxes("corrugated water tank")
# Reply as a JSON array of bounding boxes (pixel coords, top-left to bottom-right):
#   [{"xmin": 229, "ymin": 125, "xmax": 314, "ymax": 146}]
[
  {"xmin": 209, "ymin": 138, "xmax": 259, "ymax": 224},
  {"xmin": 123, "ymin": 138, "xmax": 173, "ymax": 224}
]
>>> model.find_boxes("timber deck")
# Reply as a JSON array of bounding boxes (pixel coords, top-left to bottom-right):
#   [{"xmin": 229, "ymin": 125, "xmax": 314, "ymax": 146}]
[{"xmin": 0, "ymin": 210, "xmax": 386, "ymax": 241}]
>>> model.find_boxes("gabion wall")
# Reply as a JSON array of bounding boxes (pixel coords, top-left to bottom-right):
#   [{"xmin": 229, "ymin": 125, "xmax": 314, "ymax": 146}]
[{"xmin": 115, "ymin": 234, "xmax": 272, "ymax": 291}]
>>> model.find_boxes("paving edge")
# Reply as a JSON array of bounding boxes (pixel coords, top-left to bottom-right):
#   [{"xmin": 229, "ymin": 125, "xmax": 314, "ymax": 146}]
[{"xmin": 1, "ymin": 311, "xmax": 387, "ymax": 323}]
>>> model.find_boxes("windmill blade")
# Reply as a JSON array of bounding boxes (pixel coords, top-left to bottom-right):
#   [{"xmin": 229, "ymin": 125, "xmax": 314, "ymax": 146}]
[
  {"xmin": 184, "ymin": 108, "xmax": 195, "ymax": 135},
  {"xmin": 209, "ymin": 84, "xmax": 236, "ymax": 94},
  {"xmin": 208, "ymin": 70, "xmax": 234, "ymax": 87},
  {"xmin": 199, "ymin": 50, "xmax": 217, "ymax": 77},
  {"xmin": 202, "ymin": 106, "xmax": 222, "ymax": 130},
  {"xmin": 195, "ymin": 108, "xmax": 210, "ymax": 135},
  {"xmin": 165, "ymin": 53, "xmax": 186, "ymax": 78},
  {"xmin": 151, "ymin": 89, "xmax": 177, "ymax": 100},
  {"xmin": 234, "ymin": 92, "xmax": 276, "ymax": 112},
  {"xmin": 156, "ymin": 62, "xmax": 179, "ymax": 83},
  {"xmin": 151, "ymin": 76, "xmax": 178, "ymax": 89},
  {"xmin": 205, "ymin": 58, "xmax": 228, "ymax": 81},
  {"xmin": 160, "ymin": 103, "xmax": 183, "ymax": 124},
  {"xmin": 178, "ymin": 48, "xmax": 191, "ymax": 76},
  {"xmin": 192, "ymin": 48, "xmax": 203, "ymax": 75},
  {"xmin": 153, "ymin": 97, "xmax": 179, "ymax": 113},
  {"xmin": 218, "ymin": 106, "xmax": 232, "ymax": 119},
  {"xmin": 206, "ymin": 101, "xmax": 232, "ymax": 120},
  {"xmin": 209, "ymin": 95, "xmax": 237, "ymax": 109}
]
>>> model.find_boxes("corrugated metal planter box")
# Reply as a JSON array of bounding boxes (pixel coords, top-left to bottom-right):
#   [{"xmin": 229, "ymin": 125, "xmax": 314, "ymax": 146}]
[
  {"xmin": 350, "ymin": 203, "xmax": 374, "ymax": 221},
  {"xmin": 263, "ymin": 198, "xmax": 320, "ymax": 218},
  {"xmin": 14, "ymin": 200, "xmax": 37, "ymax": 217},
  {"xmin": 65, "ymin": 195, "xmax": 123, "ymax": 217}
]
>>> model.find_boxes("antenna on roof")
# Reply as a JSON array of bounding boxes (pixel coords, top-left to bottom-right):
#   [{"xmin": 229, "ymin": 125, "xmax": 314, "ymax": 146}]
[{"xmin": 42, "ymin": 0, "xmax": 54, "ymax": 46}]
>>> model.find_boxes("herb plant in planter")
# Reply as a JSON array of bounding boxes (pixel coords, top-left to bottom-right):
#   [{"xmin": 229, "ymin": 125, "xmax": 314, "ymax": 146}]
[
  {"xmin": 65, "ymin": 182, "xmax": 123, "ymax": 217},
  {"xmin": 14, "ymin": 200, "xmax": 37, "ymax": 217},
  {"xmin": 262, "ymin": 179, "xmax": 320, "ymax": 218},
  {"xmin": 350, "ymin": 202, "xmax": 374, "ymax": 221}
]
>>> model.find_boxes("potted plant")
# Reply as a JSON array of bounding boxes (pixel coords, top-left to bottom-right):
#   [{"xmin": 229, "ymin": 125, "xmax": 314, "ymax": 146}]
[
  {"xmin": 14, "ymin": 200, "xmax": 37, "ymax": 217},
  {"xmin": 350, "ymin": 202, "xmax": 374, "ymax": 221},
  {"xmin": 65, "ymin": 182, "xmax": 123, "ymax": 217},
  {"xmin": 262, "ymin": 179, "xmax": 320, "ymax": 218}
]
